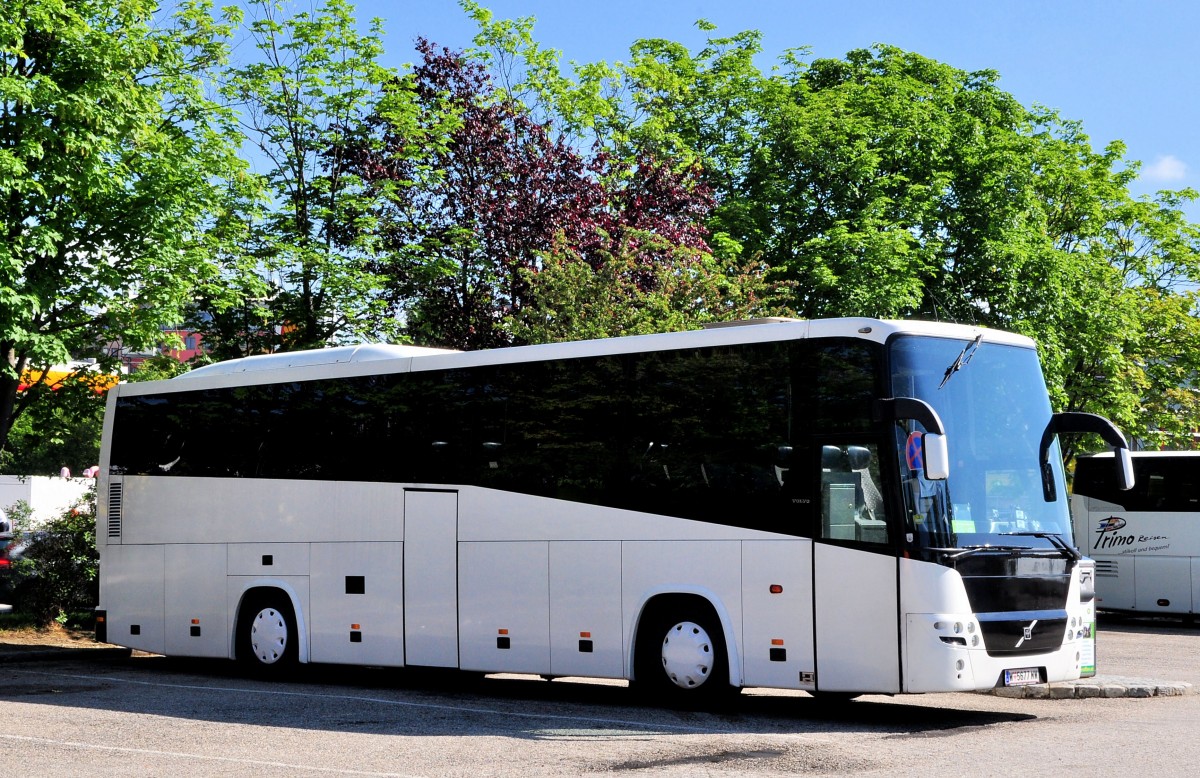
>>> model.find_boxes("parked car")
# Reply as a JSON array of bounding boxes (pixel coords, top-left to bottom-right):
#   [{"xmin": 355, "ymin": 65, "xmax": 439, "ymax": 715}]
[
  {"xmin": 0, "ymin": 532, "xmax": 37, "ymax": 605},
  {"xmin": 1, "ymin": 532, "xmax": 17, "ymax": 604}
]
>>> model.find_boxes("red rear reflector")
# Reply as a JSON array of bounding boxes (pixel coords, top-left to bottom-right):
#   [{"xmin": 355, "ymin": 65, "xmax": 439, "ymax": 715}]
[{"xmin": 769, "ymin": 585, "xmax": 783, "ymax": 594}]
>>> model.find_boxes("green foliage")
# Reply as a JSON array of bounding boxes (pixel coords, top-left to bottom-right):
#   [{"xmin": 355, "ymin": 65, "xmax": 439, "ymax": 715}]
[
  {"xmin": 0, "ymin": 382, "xmax": 103, "ymax": 475},
  {"xmin": 125, "ymin": 354, "xmax": 201, "ymax": 382},
  {"xmin": 4, "ymin": 1, "xmax": 1197, "ymax": 459},
  {"xmin": 206, "ymin": 0, "xmax": 409, "ymax": 353},
  {"xmin": 2, "ymin": 499, "xmax": 31, "ymax": 533},
  {"xmin": 11, "ymin": 493, "xmax": 99, "ymax": 626},
  {"xmin": 508, "ymin": 233, "xmax": 789, "ymax": 343},
  {"xmin": 478, "ymin": 15, "xmax": 1200, "ymax": 450},
  {"xmin": 0, "ymin": 0, "xmax": 247, "ymax": 455}
]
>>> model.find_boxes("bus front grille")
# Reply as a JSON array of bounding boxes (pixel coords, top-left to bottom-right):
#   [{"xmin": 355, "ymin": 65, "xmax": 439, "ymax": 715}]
[{"xmin": 977, "ymin": 610, "xmax": 1068, "ymax": 657}]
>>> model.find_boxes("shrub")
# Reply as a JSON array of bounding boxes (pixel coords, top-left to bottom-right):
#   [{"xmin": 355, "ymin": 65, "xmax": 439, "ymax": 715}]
[{"xmin": 13, "ymin": 492, "xmax": 99, "ymax": 626}]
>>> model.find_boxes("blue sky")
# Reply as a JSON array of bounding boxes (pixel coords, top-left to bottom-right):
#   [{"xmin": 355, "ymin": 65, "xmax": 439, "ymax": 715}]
[{"xmin": 341, "ymin": 0, "xmax": 1198, "ymax": 210}]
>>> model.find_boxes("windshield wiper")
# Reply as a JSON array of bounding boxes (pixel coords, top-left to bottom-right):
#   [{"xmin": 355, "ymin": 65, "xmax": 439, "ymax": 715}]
[
  {"xmin": 929, "ymin": 544, "xmax": 1028, "ymax": 561},
  {"xmin": 939, "ymin": 333, "xmax": 983, "ymax": 389},
  {"xmin": 1000, "ymin": 531, "xmax": 1083, "ymax": 562}
]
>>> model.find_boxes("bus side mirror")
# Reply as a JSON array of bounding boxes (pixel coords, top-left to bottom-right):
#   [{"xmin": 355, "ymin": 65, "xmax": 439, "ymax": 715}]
[
  {"xmin": 923, "ymin": 433, "xmax": 949, "ymax": 481},
  {"xmin": 1117, "ymin": 447, "xmax": 1134, "ymax": 491},
  {"xmin": 1038, "ymin": 411, "xmax": 1132, "ymax": 501},
  {"xmin": 875, "ymin": 397, "xmax": 950, "ymax": 481}
]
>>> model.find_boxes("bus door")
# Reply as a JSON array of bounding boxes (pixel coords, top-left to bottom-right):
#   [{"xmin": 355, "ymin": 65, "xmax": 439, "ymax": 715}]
[
  {"xmin": 812, "ymin": 442, "xmax": 901, "ymax": 693},
  {"xmin": 403, "ymin": 489, "xmax": 460, "ymax": 667}
]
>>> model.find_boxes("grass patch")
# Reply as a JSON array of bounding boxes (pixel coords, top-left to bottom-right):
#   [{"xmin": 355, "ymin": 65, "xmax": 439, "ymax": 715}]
[
  {"xmin": 0, "ymin": 611, "xmax": 39, "ymax": 632},
  {"xmin": 0, "ymin": 609, "xmax": 95, "ymax": 633}
]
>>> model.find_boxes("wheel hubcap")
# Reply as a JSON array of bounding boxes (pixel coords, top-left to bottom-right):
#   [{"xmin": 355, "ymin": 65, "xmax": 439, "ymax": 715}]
[
  {"xmin": 661, "ymin": 620, "xmax": 713, "ymax": 689},
  {"xmin": 250, "ymin": 607, "xmax": 288, "ymax": 664}
]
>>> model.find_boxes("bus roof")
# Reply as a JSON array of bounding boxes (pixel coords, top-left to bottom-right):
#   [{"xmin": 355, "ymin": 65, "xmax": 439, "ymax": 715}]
[
  {"xmin": 117, "ymin": 318, "xmax": 1035, "ymax": 396},
  {"xmin": 179, "ymin": 344, "xmax": 456, "ymax": 380}
]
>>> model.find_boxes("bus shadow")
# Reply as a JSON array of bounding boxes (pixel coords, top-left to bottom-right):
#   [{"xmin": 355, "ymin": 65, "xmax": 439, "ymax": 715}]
[
  {"xmin": 1098, "ymin": 611, "xmax": 1200, "ymax": 634},
  {"xmin": 5, "ymin": 653, "xmax": 1034, "ymax": 740}
]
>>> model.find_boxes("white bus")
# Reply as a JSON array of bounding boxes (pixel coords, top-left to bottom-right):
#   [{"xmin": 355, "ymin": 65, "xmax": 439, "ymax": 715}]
[
  {"xmin": 1073, "ymin": 451, "xmax": 1200, "ymax": 618},
  {"xmin": 94, "ymin": 318, "xmax": 1131, "ymax": 701}
]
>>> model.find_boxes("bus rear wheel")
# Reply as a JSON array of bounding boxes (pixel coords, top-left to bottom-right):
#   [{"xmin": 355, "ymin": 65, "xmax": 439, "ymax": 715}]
[
  {"xmin": 634, "ymin": 599, "xmax": 734, "ymax": 707},
  {"xmin": 237, "ymin": 592, "xmax": 298, "ymax": 675}
]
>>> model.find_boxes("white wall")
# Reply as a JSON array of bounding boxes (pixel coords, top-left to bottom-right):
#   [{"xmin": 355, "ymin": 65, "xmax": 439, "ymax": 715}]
[{"xmin": 0, "ymin": 476, "xmax": 94, "ymax": 529}]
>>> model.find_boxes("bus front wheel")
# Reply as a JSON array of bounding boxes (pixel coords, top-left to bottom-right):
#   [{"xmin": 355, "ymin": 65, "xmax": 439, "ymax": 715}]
[
  {"xmin": 237, "ymin": 592, "xmax": 298, "ymax": 674},
  {"xmin": 634, "ymin": 598, "xmax": 735, "ymax": 707}
]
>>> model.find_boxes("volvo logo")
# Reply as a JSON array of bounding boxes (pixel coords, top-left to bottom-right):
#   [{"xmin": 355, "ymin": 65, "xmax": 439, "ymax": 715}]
[{"xmin": 1014, "ymin": 619, "xmax": 1038, "ymax": 648}]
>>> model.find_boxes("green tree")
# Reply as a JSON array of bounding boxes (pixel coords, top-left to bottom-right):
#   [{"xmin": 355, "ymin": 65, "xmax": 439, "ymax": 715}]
[
  {"xmin": 209, "ymin": 0, "xmax": 409, "ymax": 353},
  {"xmin": 507, "ymin": 231, "xmax": 784, "ymax": 344},
  {"xmin": 0, "ymin": 380, "xmax": 105, "ymax": 475},
  {"xmin": 569, "ymin": 32, "xmax": 1200, "ymax": 447},
  {"xmin": 0, "ymin": 0, "xmax": 246, "ymax": 459}
]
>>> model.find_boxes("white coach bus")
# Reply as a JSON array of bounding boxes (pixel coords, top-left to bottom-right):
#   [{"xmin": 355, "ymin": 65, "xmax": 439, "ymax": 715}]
[
  {"xmin": 1072, "ymin": 451, "xmax": 1200, "ymax": 617},
  {"xmin": 94, "ymin": 318, "xmax": 1131, "ymax": 700}
]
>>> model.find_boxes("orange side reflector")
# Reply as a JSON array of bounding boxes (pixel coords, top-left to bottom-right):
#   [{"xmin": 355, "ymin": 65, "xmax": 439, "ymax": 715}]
[
  {"xmin": 191, "ymin": 619, "xmax": 200, "ymax": 625},
  {"xmin": 498, "ymin": 628, "xmax": 509, "ymax": 635},
  {"xmin": 579, "ymin": 631, "xmax": 591, "ymax": 638},
  {"xmin": 771, "ymin": 638, "xmax": 785, "ymax": 646},
  {"xmin": 351, "ymin": 624, "xmax": 361, "ymax": 630}
]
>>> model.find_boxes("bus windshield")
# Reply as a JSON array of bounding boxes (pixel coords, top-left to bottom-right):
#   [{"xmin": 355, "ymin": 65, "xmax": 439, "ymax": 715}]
[{"xmin": 890, "ymin": 335, "xmax": 1072, "ymax": 554}]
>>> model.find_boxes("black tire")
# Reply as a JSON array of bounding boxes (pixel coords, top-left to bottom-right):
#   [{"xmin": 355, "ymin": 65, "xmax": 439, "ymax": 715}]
[
  {"xmin": 236, "ymin": 592, "xmax": 299, "ymax": 675},
  {"xmin": 633, "ymin": 598, "xmax": 735, "ymax": 707}
]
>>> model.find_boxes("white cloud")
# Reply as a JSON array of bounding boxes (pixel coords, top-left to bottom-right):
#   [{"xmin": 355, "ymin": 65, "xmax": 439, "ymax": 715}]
[{"xmin": 1143, "ymin": 154, "xmax": 1188, "ymax": 182}]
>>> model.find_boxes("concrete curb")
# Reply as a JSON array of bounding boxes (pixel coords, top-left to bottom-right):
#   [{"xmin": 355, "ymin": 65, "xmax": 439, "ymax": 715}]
[{"xmin": 988, "ymin": 676, "xmax": 1193, "ymax": 699}]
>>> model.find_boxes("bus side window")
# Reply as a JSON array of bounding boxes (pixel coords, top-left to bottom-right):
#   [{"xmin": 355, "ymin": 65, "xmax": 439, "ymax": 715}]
[{"xmin": 820, "ymin": 443, "xmax": 888, "ymax": 544}]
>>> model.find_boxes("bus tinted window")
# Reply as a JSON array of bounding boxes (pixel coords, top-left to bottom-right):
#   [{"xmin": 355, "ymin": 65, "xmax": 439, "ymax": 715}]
[
  {"xmin": 109, "ymin": 338, "xmax": 884, "ymax": 535},
  {"xmin": 1076, "ymin": 455, "xmax": 1200, "ymax": 512}
]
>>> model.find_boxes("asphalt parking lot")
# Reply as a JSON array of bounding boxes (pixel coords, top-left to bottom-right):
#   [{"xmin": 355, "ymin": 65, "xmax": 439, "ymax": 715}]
[{"xmin": 1, "ymin": 615, "xmax": 1198, "ymax": 776}]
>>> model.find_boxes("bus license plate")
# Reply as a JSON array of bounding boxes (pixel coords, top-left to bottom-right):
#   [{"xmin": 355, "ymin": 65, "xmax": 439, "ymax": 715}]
[{"xmin": 1004, "ymin": 667, "xmax": 1041, "ymax": 686}]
